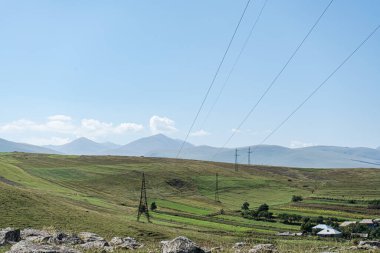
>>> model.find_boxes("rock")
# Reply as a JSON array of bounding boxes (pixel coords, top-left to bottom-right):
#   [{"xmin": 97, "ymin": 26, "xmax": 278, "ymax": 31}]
[
  {"xmin": 109, "ymin": 237, "xmax": 142, "ymax": 249},
  {"xmin": 358, "ymin": 240, "xmax": 380, "ymax": 249},
  {"xmin": 21, "ymin": 229, "xmax": 51, "ymax": 243},
  {"xmin": 78, "ymin": 232, "xmax": 105, "ymax": 243},
  {"xmin": 0, "ymin": 228, "xmax": 21, "ymax": 245},
  {"xmin": 161, "ymin": 236, "xmax": 205, "ymax": 253},
  {"xmin": 209, "ymin": 247, "xmax": 223, "ymax": 252},
  {"xmin": 6, "ymin": 240, "xmax": 80, "ymax": 253},
  {"xmin": 79, "ymin": 241, "xmax": 109, "ymax": 250},
  {"xmin": 48, "ymin": 232, "xmax": 82, "ymax": 245},
  {"xmin": 233, "ymin": 242, "xmax": 246, "ymax": 249},
  {"xmin": 248, "ymin": 244, "xmax": 278, "ymax": 253}
]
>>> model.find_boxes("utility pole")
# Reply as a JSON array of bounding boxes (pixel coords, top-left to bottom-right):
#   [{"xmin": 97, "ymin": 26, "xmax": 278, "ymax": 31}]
[
  {"xmin": 248, "ymin": 146, "xmax": 253, "ymax": 165},
  {"xmin": 215, "ymin": 173, "xmax": 220, "ymax": 202},
  {"xmin": 137, "ymin": 172, "xmax": 150, "ymax": 222},
  {"xmin": 234, "ymin": 148, "xmax": 239, "ymax": 172}
]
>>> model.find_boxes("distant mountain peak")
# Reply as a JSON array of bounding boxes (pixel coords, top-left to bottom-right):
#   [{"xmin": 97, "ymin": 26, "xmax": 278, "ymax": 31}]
[{"xmin": 71, "ymin": 137, "xmax": 96, "ymax": 143}]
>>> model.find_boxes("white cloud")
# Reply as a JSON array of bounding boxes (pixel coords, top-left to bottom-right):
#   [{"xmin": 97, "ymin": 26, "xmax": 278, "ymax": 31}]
[
  {"xmin": 79, "ymin": 119, "xmax": 143, "ymax": 138},
  {"xmin": 231, "ymin": 128, "xmax": 242, "ymax": 133},
  {"xmin": 149, "ymin": 115, "xmax": 177, "ymax": 134},
  {"xmin": 190, "ymin": 129, "xmax": 210, "ymax": 137},
  {"xmin": 0, "ymin": 115, "xmax": 144, "ymax": 144},
  {"xmin": 24, "ymin": 137, "xmax": 71, "ymax": 146},
  {"xmin": 290, "ymin": 140, "xmax": 316, "ymax": 148},
  {"xmin": 48, "ymin": 115, "xmax": 72, "ymax": 122}
]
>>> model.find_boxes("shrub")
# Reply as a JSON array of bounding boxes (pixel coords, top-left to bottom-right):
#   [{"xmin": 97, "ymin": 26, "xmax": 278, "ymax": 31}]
[
  {"xmin": 292, "ymin": 195, "xmax": 303, "ymax": 202},
  {"xmin": 257, "ymin": 203, "xmax": 269, "ymax": 212},
  {"xmin": 368, "ymin": 200, "xmax": 380, "ymax": 209},
  {"xmin": 150, "ymin": 202, "xmax": 157, "ymax": 211},
  {"xmin": 241, "ymin": 201, "xmax": 250, "ymax": 210}
]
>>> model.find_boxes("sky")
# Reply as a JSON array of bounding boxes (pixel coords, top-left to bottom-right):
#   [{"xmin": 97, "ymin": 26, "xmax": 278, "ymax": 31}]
[{"xmin": 0, "ymin": 0, "xmax": 379, "ymax": 148}]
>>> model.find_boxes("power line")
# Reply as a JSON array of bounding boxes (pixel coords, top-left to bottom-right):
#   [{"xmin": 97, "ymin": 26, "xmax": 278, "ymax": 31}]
[
  {"xmin": 217, "ymin": 0, "xmax": 334, "ymax": 152},
  {"xmin": 176, "ymin": 0, "xmax": 252, "ymax": 158},
  {"xmin": 260, "ymin": 24, "xmax": 380, "ymax": 145},
  {"xmin": 199, "ymin": 0, "xmax": 269, "ymax": 130}
]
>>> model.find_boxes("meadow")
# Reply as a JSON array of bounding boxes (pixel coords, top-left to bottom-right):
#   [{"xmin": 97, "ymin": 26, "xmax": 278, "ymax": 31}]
[{"xmin": 1, "ymin": 152, "xmax": 380, "ymax": 252}]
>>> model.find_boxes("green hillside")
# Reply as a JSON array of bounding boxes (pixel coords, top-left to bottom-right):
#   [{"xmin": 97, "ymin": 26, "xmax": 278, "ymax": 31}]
[{"xmin": 1, "ymin": 153, "xmax": 380, "ymax": 252}]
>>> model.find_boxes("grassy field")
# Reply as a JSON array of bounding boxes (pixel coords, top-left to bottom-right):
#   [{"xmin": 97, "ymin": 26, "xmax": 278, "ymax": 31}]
[{"xmin": 1, "ymin": 152, "xmax": 380, "ymax": 252}]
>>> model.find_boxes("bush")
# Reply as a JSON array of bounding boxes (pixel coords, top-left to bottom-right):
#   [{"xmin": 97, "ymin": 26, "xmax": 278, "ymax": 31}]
[
  {"xmin": 150, "ymin": 202, "xmax": 157, "ymax": 211},
  {"xmin": 292, "ymin": 195, "xmax": 303, "ymax": 202},
  {"xmin": 257, "ymin": 203, "xmax": 269, "ymax": 212},
  {"xmin": 368, "ymin": 200, "xmax": 380, "ymax": 209},
  {"xmin": 241, "ymin": 201, "xmax": 250, "ymax": 210},
  {"xmin": 278, "ymin": 213, "xmax": 302, "ymax": 224},
  {"xmin": 300, "ymin": 221, "xmax": 314, "ymax": 232}
]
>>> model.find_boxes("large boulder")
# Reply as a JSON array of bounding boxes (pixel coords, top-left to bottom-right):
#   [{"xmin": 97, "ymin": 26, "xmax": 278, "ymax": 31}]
[
  {"xmin": 109, "ymin": 237, "xmax": 142, "ymax": 249},
  {"xmin": 77, "ymin": 232, "xmax": 109, "ymax": 250},
  {"xmin": 77, "ymin": 232, "xmax": 105, "ymax": 243},
  {"xmin": 48, "ymin": 232, "xmax": 82, "ymax": 245},
  {"xmin": 0, "ymin": 228, "xmax": 21, "ymax": 245},
  {"xmin": 161, "ymin": 236, "xmax": 206, "ymax": 253},
  {"xmin": 248, "ymin": 244, "xmax": 278, "ymax": 253},
  {"xmin": 20, "ymin": 229, "xmax": 51, "ymax": 244},
  {"xmin": 6, "ymin": 240, "xmax": 80, "ymax": 253},
  {"xmin": 233, "ymin": 242, "xmax": 246, "ymax": 249}
]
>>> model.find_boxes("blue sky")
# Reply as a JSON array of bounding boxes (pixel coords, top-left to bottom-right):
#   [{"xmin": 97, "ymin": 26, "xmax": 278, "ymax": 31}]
[{"xmin": 0, "ymin": 0, "xmax": 379, "ymax": 148}]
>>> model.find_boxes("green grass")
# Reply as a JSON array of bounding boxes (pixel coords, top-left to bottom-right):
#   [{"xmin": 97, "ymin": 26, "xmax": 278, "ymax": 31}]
[{"xmin": 1, "ymin": 152, "xmax": 380, "ymax": 251}]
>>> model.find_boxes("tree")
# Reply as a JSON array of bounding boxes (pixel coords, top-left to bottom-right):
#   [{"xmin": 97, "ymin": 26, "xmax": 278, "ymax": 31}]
[
  {"xmin": 292, "ymin": 195, "xmax": 303, "ymax": 202},
  {"xmin": 369, "ymin": 227, "xmax": 380, "ymax": 239},
  {"xmin": 368, "ymin": 200, "xmax": 380, "ymax": 209},
  {"xmin": 150, "ymin": 202, "xmax": 157, "ymax": 211},
  {"xmin": 241, "ymin": 201, "xmax": 250, "ymax": 210},
  {"xmin": 300, "ymin": 221, "xmax": 314, "ymax": 232},
  {"xmin": 257, "ymin": 203, "xmax": 269, "ymax": 212},
  {"xmin": 278, "ymin": 213, "xmax": 290, "ymax": 223}
]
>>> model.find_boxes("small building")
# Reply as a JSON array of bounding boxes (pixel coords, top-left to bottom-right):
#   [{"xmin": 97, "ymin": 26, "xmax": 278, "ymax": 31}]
[
  {"xmin": 317, "ymin": 228, "xmax": 342, "ymax": 237},
  {"xmin": 312, "ymin": 224, "xmax": 333, "ymax": 231},
  {"xmin": 339, "ymin": 221, "xmax": 357, "ymax": 227},
  {"xmin": 359, "ymin": 219, "xmax": 375, "ymax": 227},
  {"xmin": 351, "ymin": 233, "xmax": 368, "ymax": 238}
]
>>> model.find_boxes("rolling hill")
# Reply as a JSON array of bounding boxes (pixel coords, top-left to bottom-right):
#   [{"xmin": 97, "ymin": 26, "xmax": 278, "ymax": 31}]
[
  {"xmin": 0, "ymin": 138, "xmax": 59, "ymax": 154},
  {"xmin": 1, "ymin": 153, "xmax": 380, "ymax": 251}
]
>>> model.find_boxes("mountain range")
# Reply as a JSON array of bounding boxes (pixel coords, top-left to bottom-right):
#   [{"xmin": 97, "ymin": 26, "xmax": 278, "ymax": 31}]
[{"xmin": 1, "ymin": 134, "xmax": 380, "ymax": 168}]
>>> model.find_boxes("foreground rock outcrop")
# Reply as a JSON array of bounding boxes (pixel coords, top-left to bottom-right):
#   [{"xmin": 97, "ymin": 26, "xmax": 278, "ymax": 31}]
[
  {"xmin": 0, "ymin": 228, "xmax": 142, "ymax": 253},
  {"xmin": 248, "ymin": 244, "xmax": 278, "ymax": 253},
  {"xmin": 161, "ymin": 236, "xmax": 206, "ymax": 253},
  {"xmin": 0, "ymin": 228, "xmax": 21, "ymax": 246}
]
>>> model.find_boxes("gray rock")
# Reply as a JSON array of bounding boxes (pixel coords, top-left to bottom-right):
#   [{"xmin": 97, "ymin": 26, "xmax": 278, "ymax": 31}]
[
  {"xmin": 109, "ymin": 237, "xmax": 142, "ymax": 249},
  {"xmin": 358, "ymin": 240, "xmax": 380, "ymax": 249},
  {"xmin": 233, "ymin": 242, "xmax": 246, "ymax": 249},
  {"xmin": 48, "ymin": 232, "xmax": 82, "ymax": 245},
  {"xmin": 209, "ymin": 247, "xmax": 223, "ymax": 252},
  {"xmin": 77, "ymin": 232, "xmax": 105, "ymax": 243},
  {"xmin": 21, "ymin": 229, "xmax": 51, "ymax": 244},
  {"xmin": 0, "ymin": 228, "xmax": 21, "ymax": 245},
  {"xmin": 161, "ymin": 236, "xmax": 205, "ymax": 253},
  {"xmin": 248, "ymin": 244, "xmax": 278, "ymax": 253},
  {"xmin": 79, "ymin": 241, "xmax": 109, "ymax": 250},
  {"xmin": 6, "ymin": 240, "xmax": 80, "ymax": 253}
]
